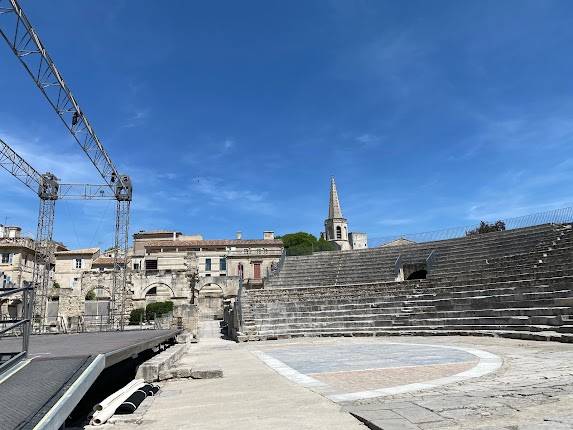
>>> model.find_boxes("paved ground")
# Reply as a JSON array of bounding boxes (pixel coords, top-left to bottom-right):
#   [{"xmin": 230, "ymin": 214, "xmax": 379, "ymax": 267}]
[
  {"xmin": 253, "ymin": 336, "xmax": 573, "ymax": 430},
  {"xmin": 110, "ymin": 321, "xmax": 366, "ymax": 430},
  {"xmin": 108, "ymin": 325, "xmax": 573, "ymax": 430}
]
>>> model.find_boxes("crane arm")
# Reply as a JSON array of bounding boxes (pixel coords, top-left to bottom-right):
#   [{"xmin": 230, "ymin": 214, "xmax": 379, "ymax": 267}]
[
  {"xmin": 0, "ymin": 135, "xmax": 42, "ymax": 193},
  {"xmin": 0, "ymin": 0, "xmax": 130, "ymax": 198},
  {"xmin": 1, "ymin": 136, "xmax": 115, "ymax": 200}
]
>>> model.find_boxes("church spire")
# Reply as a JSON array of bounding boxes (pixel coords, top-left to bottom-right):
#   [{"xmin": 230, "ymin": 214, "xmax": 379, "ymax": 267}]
[{"xmin": 328, "ymin": 176, "xmax": 343, "ymax": 219}]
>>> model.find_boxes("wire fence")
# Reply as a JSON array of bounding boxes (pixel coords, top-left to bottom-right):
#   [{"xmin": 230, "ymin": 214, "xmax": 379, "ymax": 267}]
[{"xmin": 369, "ymin": 206, "xmax": 573, "ymax": 247}]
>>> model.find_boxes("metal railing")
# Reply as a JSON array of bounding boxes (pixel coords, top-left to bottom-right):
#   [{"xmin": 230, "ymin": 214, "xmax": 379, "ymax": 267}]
[
  {"xmin": 0, "ymin": 286, "xmax": 33, "ymax": 375},
  {"xmin": 266, "ymin": 248, "xmax": 287, "ymax": 279},
  {"xmin": 370, "ymin": 206, "xmax": 573, "ymax": 246},
  {"xmin": 426, "ymin": 250, "xmax": 437, "ymax": 272},
  {"xmin": 228, "ymin": 248, "xmax": 283, "ymax": 257},
  {"xmin": 394, "ymin": 255, "xmax": 402, "ymax": 277},
  {"xmin": 235, "ymin": 278, "xmax": 245, "ymax": 333}
]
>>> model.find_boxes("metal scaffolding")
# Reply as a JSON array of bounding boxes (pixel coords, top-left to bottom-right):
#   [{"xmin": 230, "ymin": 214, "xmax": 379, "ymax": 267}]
[
  {"xmin": 0, "ymin": 0, "xmax": 133, "ymax": 329},
  {"xmin": 0, "ymin": 138, "xmax": 117, "ymax": 331}
]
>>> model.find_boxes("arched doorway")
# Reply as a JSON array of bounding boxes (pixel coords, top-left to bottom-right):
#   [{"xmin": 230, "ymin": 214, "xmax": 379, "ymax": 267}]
[
  {"xmin": 197, "ymin": 283, "xmax": 224, "ymax": 320},
  {"xmin": 143, "ymin": 283, "xmax": 174, "ymax": 303},
  {"xmin": 406, "ymin": 269, "xmax": 427, "ymax": 280},
  {"xmin": 7, "ymin": 299, "xmax": 22, "ymax": 319},
  {"xmin": 84, "ymin": 286, "xmax": 111, "ymax": 328}
]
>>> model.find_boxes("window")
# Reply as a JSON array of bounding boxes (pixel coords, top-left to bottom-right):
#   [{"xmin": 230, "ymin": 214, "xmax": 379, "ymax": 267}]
[
  {"xmin": 336, "ymin": 226, "xmax": 342, "ymax": 240},
  {"xmin": 134, "ymin": 262, "xmax": 140, "ymax": 271},
  {"xmin": 219, "ymin": 258, "xmax": 226, "ymax": 271},
  {"xmin": 75, "ymin": 258, "xmax": 82, "ymax": 269},
  {"xmin": 205, "ymin": 258, "xmax": 211, "ymax": 271},
  {"xmin": 1, "ymin": 253, "xmax": 12, "ymax": 264},
  {"xmin": 145, "ymin": 259, "xmax": 158, "ymax": 270}
]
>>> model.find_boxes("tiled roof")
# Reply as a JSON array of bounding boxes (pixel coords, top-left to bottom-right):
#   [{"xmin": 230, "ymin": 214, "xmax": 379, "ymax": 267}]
[
  {"xmin": 143, "ymin": 239, "xmax": 283, "ymax": 248},
  {"xmin": 55, "ymin": 247, "xmax": 100, "ymax": 255},
  {"xmin": 92, "ymin": 256, "xmax": 128, "ymax": 265}
]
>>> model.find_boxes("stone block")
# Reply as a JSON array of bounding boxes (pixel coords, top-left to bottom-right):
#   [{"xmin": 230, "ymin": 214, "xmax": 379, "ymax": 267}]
[
  {"xmin": 158, "ymin": 370, "xmax": 173, "ymax": 381},
  {"xmin": 171, "ymin": 366, "xmax": 192, "ymax": 379},
  {"xmin": 190, "ymin": 368, "xmax": 223, "ymax": 379}
]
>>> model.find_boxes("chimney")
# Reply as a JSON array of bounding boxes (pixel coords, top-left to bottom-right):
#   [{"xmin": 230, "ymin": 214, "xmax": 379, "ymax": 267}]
[
  {"xmin": 263, "ymin": 231, "xmax": 274, "ymax": 240},
  {"xmin": 7, "ymin": 227, "xmax": 21, "ymax": 238},
  {"xmin": 236, "ymin": 231, "xmax": 242, "ymax": 240}
]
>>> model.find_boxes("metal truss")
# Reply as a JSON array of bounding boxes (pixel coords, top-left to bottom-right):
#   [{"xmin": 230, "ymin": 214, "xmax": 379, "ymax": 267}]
[
  {"xmin": 0, "ymin": 0, "xmax": 133, "ymax": 330},
  {"xmin": 58, "ymin": 183, "xmax": 116, "ymax": 200},
  {"xmin": 0, "ymin": 137, "xmax": 121, "ymax": 331},
  {"xmin": 0, "ymin": 0, "xmax": 128, "ymax": 192},
  {"xmin": 0, "ymin": 136, "xmax": 42, "ymax": 191},
  {"xmin": 110, "ymin": 200, "xmax": 130, "ymax": 330},
  {"xmin": 32, "ymin": 196, "xmax": 55, "ymax": 330}
]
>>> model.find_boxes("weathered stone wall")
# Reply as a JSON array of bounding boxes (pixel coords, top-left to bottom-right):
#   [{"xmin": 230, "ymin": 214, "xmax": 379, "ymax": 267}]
[{"xmin": 173, "ymin": 304, "xmax": 199, "ymax": 337}]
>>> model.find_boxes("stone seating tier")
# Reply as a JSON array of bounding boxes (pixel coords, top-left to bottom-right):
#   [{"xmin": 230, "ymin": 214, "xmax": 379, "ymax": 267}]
[{"xmin": 237, "ymin": 224, "xmax": 573, "ymax": 343}]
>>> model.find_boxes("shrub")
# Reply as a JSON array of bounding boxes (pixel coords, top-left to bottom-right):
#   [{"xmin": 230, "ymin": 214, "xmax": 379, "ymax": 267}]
[
  {"xmin": 466, "ymin": 220, "xmax": 506, "ymax": 237},
  {"xmin": 145, "ymin": 301, "xmax": 174, "ymax": 320},
  {"xmin": 129, "ymin": 308, "xmax": 145, "ymax": 325}
]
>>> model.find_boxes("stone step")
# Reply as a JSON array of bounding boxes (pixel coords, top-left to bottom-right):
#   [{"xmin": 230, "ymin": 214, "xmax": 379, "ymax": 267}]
[
  {"xmin": 237, "ymin": 329, "xmax": 573, "ymax": 344},
  {"xmin": 251, "ymin": 307, "xmax": 573, "ymax": 323},
  {"xmin": 254, "ymin": 317, "xmax": 571, "ymax": 332}
]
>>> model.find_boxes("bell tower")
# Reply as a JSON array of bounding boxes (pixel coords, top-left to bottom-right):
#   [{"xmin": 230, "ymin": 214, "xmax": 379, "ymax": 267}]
[{"xmin": 324, "ymin": 177, "xmax": 351, "ymax": 250}]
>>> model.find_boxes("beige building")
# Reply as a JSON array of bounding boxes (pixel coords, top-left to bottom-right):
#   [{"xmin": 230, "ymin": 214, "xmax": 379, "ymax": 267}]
[
  {"xmin": 130, "ymin": 230, "xmax": 283, "ymax": 318},
  {"xmin": 54, "ymin": 247, "xmax": 100, "ymax": 290},
  {"xmin": 0, "ymin": 226, "xmax": 35, "ymax": 289},
  {"xmin": 0, "ymin": 225, "xmax": 66, "ymax": 319},
  {"xmin": 1, "ymin": 224, "xmax": 283, "ymax": 324}
]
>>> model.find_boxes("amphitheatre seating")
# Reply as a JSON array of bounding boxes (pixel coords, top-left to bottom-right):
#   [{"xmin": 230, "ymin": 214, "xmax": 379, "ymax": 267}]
[{"xmin": 236, "ymin": 223, "xmax": 573, "ymax": 343}]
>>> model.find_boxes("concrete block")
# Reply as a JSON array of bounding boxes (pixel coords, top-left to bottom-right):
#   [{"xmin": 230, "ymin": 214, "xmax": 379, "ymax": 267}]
[
  {"xmin": 136, "ymin": 344, "xmax": 187, "ymax": 382},
  {"xmin": 158, "ymin": 370, "xmax": 173, "ymax": 381},
  {"xmin": 171, "ymin": 366, "xmax": 192, "ymax": 379},
  {"xmin": 190, "ymin": 368, "xmax": 223, "ymax": 379}
]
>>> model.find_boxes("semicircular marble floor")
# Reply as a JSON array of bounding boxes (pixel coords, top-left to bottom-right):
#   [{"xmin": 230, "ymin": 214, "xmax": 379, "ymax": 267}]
[{"xmin": 253, "ymin": 340, "xmax": 502, "ymax": 402}]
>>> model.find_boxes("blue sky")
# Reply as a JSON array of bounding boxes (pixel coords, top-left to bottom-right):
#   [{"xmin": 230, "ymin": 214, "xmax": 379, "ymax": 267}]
[{"xmin": 1, "ymin": 1, "xmax": 573, "ymax": 248}]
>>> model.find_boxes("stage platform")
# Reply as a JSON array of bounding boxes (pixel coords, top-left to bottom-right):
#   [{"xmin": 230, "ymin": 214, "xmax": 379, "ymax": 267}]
[{"xmin": 0, "ymin": 329, "xmax": 179, "ymax": 430}]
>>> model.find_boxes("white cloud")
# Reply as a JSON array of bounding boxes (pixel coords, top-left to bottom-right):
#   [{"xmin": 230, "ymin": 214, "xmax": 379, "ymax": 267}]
[
  {"xmin": 121, "ymin": 107, "xmax": 150, "ymax": 128},
  {"xmin": 189, "ymin": 176, "xmax": 274, "ymax": 215},
  {"xmin": 0, "ymin": 129, "xmax": 97, "ymax": 183},
  {"xmin": 449, "ymin": 108, "xmax": 573, "ymax": 161}
]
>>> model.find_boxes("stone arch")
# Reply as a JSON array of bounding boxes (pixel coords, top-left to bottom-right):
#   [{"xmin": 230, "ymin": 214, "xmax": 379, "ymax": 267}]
[
  {"xmin": 83, "ymin": 285, "xmax": 112, "ymax": 324},
  {"xmin": 84, "ymin": 285, "xmax": 111, "ymax": 300},
  {"xmin": 7, "ymin": 299, "xmax": 22, "ymax": 319},
  {"xmin": 143, "ymin": 282, "xmax": 174, "ymax": 300},
  {"xmin": 197, "ymin": 283, "xmax": 224, "ymax": 320}
]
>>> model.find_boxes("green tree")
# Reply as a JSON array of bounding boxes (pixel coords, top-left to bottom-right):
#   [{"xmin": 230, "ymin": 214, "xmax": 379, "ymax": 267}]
[
  {"xmin": 129, "ymin": 308, "xmax": 145, "ymax": 325},
  {"xmin": 276, "ymin": 232, "xmax": 336, "ymax": 256},
  {"xmin": 145, "ymin": 301, "xmax": 174, "ymax": 320},
  {"xmin": 466, "ymin": 220, "xmax": 506, "ymax": 237}
]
